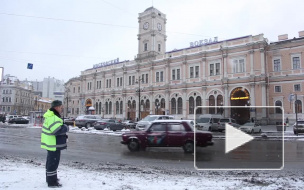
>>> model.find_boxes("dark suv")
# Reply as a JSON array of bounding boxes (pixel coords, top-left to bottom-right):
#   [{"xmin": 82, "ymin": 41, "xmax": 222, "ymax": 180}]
[
  {"xmin": 75, "ymin": 115, "xmax": 102, "ymax": 128},
  {"xmin": 294, "ymin": 120, "xmax": 304, "ymax": 135},
  {"xmin": 121, "ymin": 120, "xmax": 214, "ymax": 153}
]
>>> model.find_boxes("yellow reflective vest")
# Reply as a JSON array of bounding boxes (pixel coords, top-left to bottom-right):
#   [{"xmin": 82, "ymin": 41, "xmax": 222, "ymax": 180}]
[{"xmin": 41, "ymin": 109, "xmax": 67, "ymax": 151}]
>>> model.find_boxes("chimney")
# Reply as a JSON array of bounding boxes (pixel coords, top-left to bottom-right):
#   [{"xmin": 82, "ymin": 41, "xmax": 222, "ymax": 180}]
[
  {"xmin": 278, "ymin": 34, "xmax": 288, "ymax": 41},
  {"xmin": 299, "ymin": 31, "xmax": 304, "ymax": 38}
]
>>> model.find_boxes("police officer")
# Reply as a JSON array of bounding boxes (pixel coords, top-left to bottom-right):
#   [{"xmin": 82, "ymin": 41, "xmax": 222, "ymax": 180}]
[{"xmin": 41, "ymin": 100, "xmax": 69, "ymax": 188}]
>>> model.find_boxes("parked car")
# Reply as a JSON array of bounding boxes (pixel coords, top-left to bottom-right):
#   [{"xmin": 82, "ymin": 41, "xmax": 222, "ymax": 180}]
[
  {"xmin": 64, "ymin": 117, "xmax": 75, "ymax": 126},
  {"xmin": 217, "ymin": 118, "xmax": 240, "ymax": 132},
  {"xmin": 6, "ymin": 115, "xmax": 23, "ymax": 123},
  {"xmin": 94, "ymin": 119, "xmax": 125, "ymax": 131},
  {"xmin": 121, "ymin": 120, "xmax": 214, "ymax": 153},
  {"xmin": 8, "ymin": 117, "xmax": 29, "ymax": 124},
  {"xmin": 293, "ymin": 120, "xmax": 304, "ymax": 135},
  {"xmin": 75, "ymin": 115, "xmax": 102, "ymax": 128},
  {"xmin": 239, "ymin": 122, "xmax": 261, "ymax": 134},
  {"xmin": 196, "ymin": 114, "xmax": 223, "ymax": 131},
  {"xmin": 136, "ymin": 115, "xmax": 174, "ymax": 130},
  {"xmin": 122, "ymin": 120, "xmax": 137, "ymax": 129}
]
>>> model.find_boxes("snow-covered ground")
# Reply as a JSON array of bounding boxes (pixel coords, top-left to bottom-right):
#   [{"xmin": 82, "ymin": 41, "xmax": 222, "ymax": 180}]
[{"xmin": 1, "ymin": 156, "xmax": 304, "ymax": 190}]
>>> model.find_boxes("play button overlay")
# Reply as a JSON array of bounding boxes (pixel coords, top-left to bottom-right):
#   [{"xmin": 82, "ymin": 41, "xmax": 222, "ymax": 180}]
[
  {"xmin": 194, "ymin": 106, "xmax": 284, "ymax": 170},
  {"xmin": 225, "ymin": 123, "xmax": 254, "ymax": 154}
]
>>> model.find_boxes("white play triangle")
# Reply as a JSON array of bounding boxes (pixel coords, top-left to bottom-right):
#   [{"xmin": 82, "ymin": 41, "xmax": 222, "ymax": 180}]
[{"xmin": 225, "ymin": 123, "xmax": 254, "ymax": 154}]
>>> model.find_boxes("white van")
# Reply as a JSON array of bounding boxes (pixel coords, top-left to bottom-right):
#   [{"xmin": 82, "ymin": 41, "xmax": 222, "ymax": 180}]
[
  {"xmin": 136, "ymin": 115, "xmax": 174, "ymax": 130},
  {"xmin": 195, "ymin": 114, "xmax": 223, "ymax": 131}
]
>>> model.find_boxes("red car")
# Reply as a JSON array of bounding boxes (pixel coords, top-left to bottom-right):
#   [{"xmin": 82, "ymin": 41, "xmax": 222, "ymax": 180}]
[{"xmin": 121, "ymin": 120, "xmax": 214, "ymax": 153}]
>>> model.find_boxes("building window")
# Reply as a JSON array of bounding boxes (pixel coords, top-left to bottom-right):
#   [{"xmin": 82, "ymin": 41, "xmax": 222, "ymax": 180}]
[
  {"xmin": 156, "ymin": 72, "xmax": 160, "ymax": 82},
  {"xmin": 177, "ymin": 97, "xmax": 183, "ymax": 114},
  {"xmin": 120, "ymin": 77, "xmax": 123, "ymax": 86},
  {"xmin": 293, "ymin": 57, "xmax": 300, "ymax": 69},
  {"xmin": 132, "ymin": 76, "xmax": 135, "ymax": 85},
  {"xmin": 2, "ymin": 107, "xmax": 5, "ymax": 112},
  {"xmin": 190, "ymin": 67, "xmax": 194, "ymax": 78},
  {"xmin": 144, "ymin": 43, "xmax": 148, "ymax": 51},
  {"xmin": 195, "ymin": 66, "xmax": 199, "ymax": 78},
  {"xmin": 7, "ymin": 106, "xmax": 10, "ymax": 112},
  {"xmin": 295, "ymin": 100, "xmax": 302, "ymax": 113},
  {"xmin": 275, "ymin": 86, "xmax": 281, "ymax": 93},
  {"xmin": 129, "ymin": 76, "xmax": 131, "ymax": 85},
  {"xmin": 78, "ymin": 87, "xmax": 80, "ymax": 93},
  {"xmin": 172, "ymin": 69, "xmax": 176, "ymax": 80},
  {"xmin": 216, "ymin": 63, "xmax": 220, "ymax": 75},
  {"xmin": 275, "ymin": 100, "xmax": 282, "ymax": 114},
  {"xmin": 116, "ymin": 101, "xmax": 119, "ymax": 114},
  {"xmin": 120, "ymin": 101, "xmax": 123, "ymax": 114},
  {"xmin": 145, "ymin": 74, "xmax": 148, "ymax": 84},
  {"xmin": 158, "ymin": 44, "xmax": 161, "ymax": 52},
  {"xmin": 73, "ymin": 87, "xmax": 75, "ymax": 93},
  {"xmin": 294, "ymin": 84, "xmax": 301, "ymax": 91},
  {"xmin": 233, "ymin": 59, "xmax": 245, "ymax": 73},
  {"xmin": 177, "ymin": 69, "xmax": 180, "ymax": 80},
  {"xmin": 189, "ymin": 97, "xmax": 194, "ymax": 114},
  {"xmin": 142, "ymin": 74, "xmax": 145, "ymax": 83},
  {"xmin": 117, "ymin": 78, "xmax": 119, "ymax": 87},
  {"xmin": 106, "ymin": 80, "xmax": 108, "ymax": 88},
  {"xmin": 210, "ymin": 64, "xmax": 214, "ymax": 76},
  {"xmin": 160, "ymin": 71, "xmax": 164, "ymax": 82},
  {"xmin": 273, "ymin": 59, "xmax": 281, "ymax": 72},
  {"xmin": 171, "ymin": 98, "xmax": 176, "ymax": 114}
]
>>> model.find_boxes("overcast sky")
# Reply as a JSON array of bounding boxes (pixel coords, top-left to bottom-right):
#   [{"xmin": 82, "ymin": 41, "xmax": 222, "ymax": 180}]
[{"xmin": 1, "ymin": 0, "xmax": 303, "ymax": 82}]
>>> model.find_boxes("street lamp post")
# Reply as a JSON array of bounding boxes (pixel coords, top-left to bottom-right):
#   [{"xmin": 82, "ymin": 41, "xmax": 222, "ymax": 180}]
[
  {"xmin": 136, "ymin": 76, "xmax": 144, "ymax": 121},
  {"xmin": 65, "ymin": 88, "xmax": 70, "ymax": 118}
]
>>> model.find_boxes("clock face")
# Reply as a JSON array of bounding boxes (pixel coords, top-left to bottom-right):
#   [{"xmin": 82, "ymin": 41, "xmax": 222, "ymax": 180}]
[
  {"xmin": 157, "ymin": 23, "xmax": 162, "ymax": 31},
  {"xmin": 143, "ymin": 22, "xmax": 149, "ymax": 30}
]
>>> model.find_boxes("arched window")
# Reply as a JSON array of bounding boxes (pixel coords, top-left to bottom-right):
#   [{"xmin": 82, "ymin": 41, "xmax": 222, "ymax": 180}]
[
  {"xmin": 128, "ymin": 100, "xmax": 131, "ymax": 110},
  {"xmin": 141, "ymin": 100, "xmax": 145, "ymax": 110},
  {"xmin": 116, "ymin": 101, "xmax": 119, "ymax": 114},
  {"xmin": 217, "ymin": 95, "xmax": 223, "ymax": 114},
  {"xmin": 177, "ymin": 97, "xmax": 183, "ymax": 114},
  {"xmin": 120, "ymin": 101, "xmax": 123, "ymax": 114},
  {"xmin": 209, "ymin": 95, "xmax": 215, "ymax": 114},
  {"xmin": 146, "ymin": 100, "xmax": 150, "ymax": 111},
  {"xmin": 105, "ymin": 102, "xmax": 108, "ymax": 114},
  {"xmin": 132, "ymin": 100, "xmax": 136, "ymax": 110},
  {"xmin": 109, "ymin": 101, "xmax": 112, "ymax": 114},
  {"xmin": 295, "ymin": 100, "xmax": 302, "ymax": 113},
  {"xmin": 161, "ymin": 98, "xmax": 165, "ymax": 109},
  {"xmin": 196, "ymin": 96, "xmax": 202, "ymax": 114},
  {"xmin": 189, "ymin": 97, "xmax": 194, "ymax": 114},
  {"xmin": 95, "ymin": 102, "xmax": 99, "ymax": 114},
  {"xmin": 275, "ymin": 100, "xmax": 282, "ymax": 114},
  {"xmin": 171, "ymin": 98, "xmax": 176, "ymax": 114},
  {"xmin": 99, "ymin": 102, "xmax": 102, "ymax": 114}
]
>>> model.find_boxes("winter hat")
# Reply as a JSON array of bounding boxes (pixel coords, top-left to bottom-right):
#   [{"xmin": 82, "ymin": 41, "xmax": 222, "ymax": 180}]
[{"xmin": 51, "ymin": 100, "xmax": 62, "ymax": 108}]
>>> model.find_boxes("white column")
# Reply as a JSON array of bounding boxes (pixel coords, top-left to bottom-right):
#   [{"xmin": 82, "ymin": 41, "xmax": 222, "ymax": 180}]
[
  {"xmin": 249, "ymin": 50, "xmax": 254, "ymax": 75},
  {"xmin": 223, "ymin": 54, "xmax": 228, "ymax": 78},
  {"xmin": 202, "ymin": 58, "xmax": 206, "ymax": 80},
  {"xmin": 122, "ymin": 95, "xmax": 126, "ymax": 120},
  {"xmin": 149, "ymin": 92, "xmax": 153, "ymax": 114},
  {"xmin": 183, "ymin": 61, "xmax": 186, "ymax": 83},
  {"xmin": 224, "ymin": 85, "xmax": 229, "ymax": 118},
  {"xmin": 183, "ymin": 89, "xmax": 187, "ymax": 119},
  {"xmin": 165, "ymin": 90, "xmax": 170, "ymax": 115},
  {"xmin": 261, "ymin": 82, "xmax": 266, "ymax": 118},
  {"xmin": 123, "ymin": 71, "xmax": 127, "ymax": 89},
  {"xmin": 202, "ymin": 87, "xmax": 207, "ymax": 114},
  {"xmin": 250, "ymin": 83, "xmax": 256, "ymax": 119},
  {"xmin": 260, "ymin": 49, "xmax": 265, "ymax": 75}
]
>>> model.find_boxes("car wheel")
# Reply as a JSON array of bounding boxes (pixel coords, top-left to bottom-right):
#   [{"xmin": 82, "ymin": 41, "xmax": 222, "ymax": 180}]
[
  {"xmin": 86, "ymin": 123, "xmax": 91, "ymax": 128},
  {"xmin": 128, "ymin": 140, "xmax": 140, "ymax": 152},
  {"xmin": 294, "ymin": 130, "xmax": 298, "ymax": 135},
  {"xmin": 183, "ymin": 141, "xmax": 194, "ymax": 154}
]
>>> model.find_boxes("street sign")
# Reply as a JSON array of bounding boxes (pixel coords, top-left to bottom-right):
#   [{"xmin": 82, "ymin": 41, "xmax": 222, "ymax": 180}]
[{"xmin": 288, "ymin": 94, "xmax": 295, "ymax": 102}]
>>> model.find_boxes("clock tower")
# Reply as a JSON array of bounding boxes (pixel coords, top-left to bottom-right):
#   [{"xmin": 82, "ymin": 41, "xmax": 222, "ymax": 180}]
[{"xmin": 137, "ymin": 7, "xmax": 167, "ymax": 60}]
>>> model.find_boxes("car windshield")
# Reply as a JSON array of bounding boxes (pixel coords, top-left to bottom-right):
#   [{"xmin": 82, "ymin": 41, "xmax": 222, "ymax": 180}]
[
  {"xmin": 196, "ymin": 118, "xmax": 210, "ymax": 123},
  {"xmin": 142, "ymin": 116, "xmax": 158, "ymax": 121}
]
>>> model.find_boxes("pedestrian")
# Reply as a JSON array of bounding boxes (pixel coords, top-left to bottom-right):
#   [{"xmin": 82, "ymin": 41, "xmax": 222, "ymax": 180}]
[
  {"xmin": 286, "ymin": 117, "xmax": 289, "ymax": 127},
  {"xmin": 41, "ymin": 100, "xmax": 69, "ymax": 188}
]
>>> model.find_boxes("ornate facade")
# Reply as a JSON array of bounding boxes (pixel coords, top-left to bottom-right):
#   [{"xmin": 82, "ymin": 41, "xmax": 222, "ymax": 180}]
[{"xmin": 65, "ymin": 7, "xmax": 304, "ymax": 124}]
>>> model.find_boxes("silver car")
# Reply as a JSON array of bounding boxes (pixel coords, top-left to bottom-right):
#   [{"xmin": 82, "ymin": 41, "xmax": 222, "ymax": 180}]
[
  {"xmin": 218, "ymin": 118, "xmax": 240, "ymax": 132},
  {"xmin": 293, "ymin": 121, "xmax": 304, "ymax": 135}
]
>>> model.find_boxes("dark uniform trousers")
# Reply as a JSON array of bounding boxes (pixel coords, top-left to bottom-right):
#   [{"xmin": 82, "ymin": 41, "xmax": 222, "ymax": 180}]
[{"xmin": 46, "ymin": 150, "xmax": 61, "ymax": 184}]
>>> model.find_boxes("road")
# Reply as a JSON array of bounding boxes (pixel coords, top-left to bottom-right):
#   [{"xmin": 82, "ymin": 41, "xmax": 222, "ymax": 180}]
[{"xmin": 1, "ymin": 125, "xmax": 304, "ymax": 172}]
